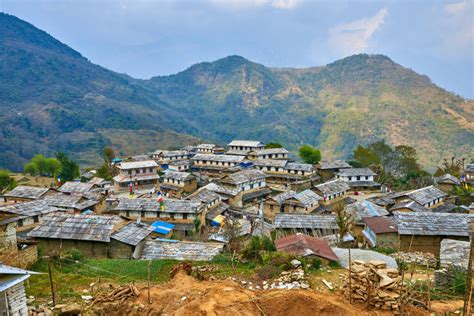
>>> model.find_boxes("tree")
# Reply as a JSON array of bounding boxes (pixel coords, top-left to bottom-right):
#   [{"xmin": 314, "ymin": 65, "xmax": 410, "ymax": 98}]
[
  {"xmin": 103, "ymin": 147, "xmax": 115, "ymax": 168},
  {"xmin": 55, "ymin": 152, "xmax": 80, "ymax": 182},
  {"xmin": 353, "ymin": 145, "xmax": 380, "ymax": 167},
  {"xmin": 298, "ymin": 145, "xmax": 321, "ymax": 164},
  {"xmin": 222, "ymin": 216, "xmax": 243, "ymax": 252},
  {"xmin": 44, "ymin": 157, "xmax": 62, "ymax": 177},
  {"xmin": 96, "ymin": 165, "xmax": 112, "ymax": 180},
  {"xmin": 24, "ymin": 162, "xmax": 38, "ymax": 176},
  {"xmin": 334, "ymin": 202, "xmax": 353, "ymax": 244},
  {"xmin": 434, "ymin": 157, "xmax": 465, "ymax": 178},
  {"xmin": 31, "ymin": 154, "xmax": 47, "ymax": 175},
  {"xmin": 265, "ymin": 142, "xmax": 283, "ymax": 149},
  {"xmin": 0, "ymin": 170, "xmax": 16, "ymax": 193},
  {"xmin": 394, "ymin": 145, "xmax": 420, "ymax": 175}
]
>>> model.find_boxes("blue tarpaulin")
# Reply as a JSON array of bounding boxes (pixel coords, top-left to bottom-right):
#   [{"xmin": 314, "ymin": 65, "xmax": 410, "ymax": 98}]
[{"xmin": 151, "ymin": 221, "xmax": 175, "ymax": 235}]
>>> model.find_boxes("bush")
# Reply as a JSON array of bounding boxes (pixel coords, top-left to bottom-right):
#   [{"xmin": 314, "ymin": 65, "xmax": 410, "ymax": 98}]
[
  {"xmin": 311, "ymin": 258, "xmax": 322, "ymax": 270},
  {"xmin": 329, "ymin": 260, "xmax": 341, "ymax": 268},
  {"xmin": 64, "ymin": 249, "xmax": 85, "ymax": 262},
  {"xmin": 256, "ymin": 265, "xmax": 281, "ymax": 280},
  {"xmin": 241, "ymin": 236, "xmax": 276, "ymax": 261},
  {"xmin": 451, "ymin": 268, "xmax": 466, "ymax": 295}
]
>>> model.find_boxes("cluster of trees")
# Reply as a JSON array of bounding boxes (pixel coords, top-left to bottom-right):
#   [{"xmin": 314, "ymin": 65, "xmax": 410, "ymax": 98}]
[
  {"xmin": 351, "ymin": 140, "xmax": 431, "ymax": 190},
  {"xmin": 95, "ymin": 147, "xmax": 117, "ymax": 180},
  {"xmin": 24, "ymin": 152, "xmax": 80, "ymax": 182},
  {"xmin": 0, "ymin": 170, "xmax": 16, "ymax": 194},
  {"xmin": 298, "ymin": 145, "xmax": 321, "ymax": 164}
]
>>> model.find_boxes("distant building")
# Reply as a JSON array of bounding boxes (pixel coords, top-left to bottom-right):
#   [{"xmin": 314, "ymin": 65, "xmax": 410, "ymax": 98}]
[
  {"xmin": 191, "ymin": 154, "xmax": 245, "ymax": 175},
  {"xmin": 397, "ymin": 186, "xmax": 447, "ymax": 209},
  {"xmin": 3, "ymin": 186, "xmax": 55, "ymax": 203},
  {"xmin": 434, "ymin": 174, "xmax": 461, "ymax": 192},
  {"xmin": 463, "ymin": 163, "xmax": 474, "ymax": 187},
  {"xmin": 253, "ymin": 159, "xmax": 319, "ymax": 190},
  {"xmin": 313, "ymin": 179, "xmax": 350, "ymax": 205},
  {"xmin": 247, "ymin": 148, "xmax": 289, "ymax": 160},
  {"xmin": 227, "ymin": 140, "xmax": 265, "ymax": 156},
  {"xmin": 113, "ymin": 160, "xmax": 159, "ymax": 190},
  {"xmin": 160, "ymin": 171, "xmax": 197, "ymax": 198},
  {"xmin": 196, "ymin": 144, "xmax": 225, "ymax": 155},
  {"xmin": 316, "ymin": 160, "xmax": 352, "ymax": 181},
  {"xmin": 335, "ymin": 168, "xmax": 380, "ymax": 191},
  {"xmin": 150, "ymin": 150, "xmax": 191, "ymax": 167},
  {"xmin": 168, "ymin": 160, "xmax": 191, "ymax": 172}
]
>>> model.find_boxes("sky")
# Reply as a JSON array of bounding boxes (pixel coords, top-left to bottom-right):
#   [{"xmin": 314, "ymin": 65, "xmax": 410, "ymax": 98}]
[{"xmin": 1, "ymin": 0, "xmax": 473, "ymax": 98}]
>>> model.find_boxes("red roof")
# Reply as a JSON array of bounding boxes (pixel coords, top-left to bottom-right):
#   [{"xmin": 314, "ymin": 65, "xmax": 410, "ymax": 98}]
[
  {"xmin": 362, "ymin": 216, "xmax": 398, "ymax": 234},
  {"xmin": 274, "ymin": 234, "xmax": 339, "ymax": 262}
]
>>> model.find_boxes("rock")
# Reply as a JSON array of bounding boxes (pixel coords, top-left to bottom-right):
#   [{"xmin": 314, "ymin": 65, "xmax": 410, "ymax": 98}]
[
  {"xmin": 81, "ymin": 295, "xmax": 93, "ymax": 301},
  {"xmin": 60, "ymin": 303, "xmax": 81, "ymax": 314},
  {"xmin": 54, "ymin": 304, "xmax": 66, "ymax": 310},
  {"xmin": 181, "ymin": 296, "xmax": 187, "ymax": 301},
  {"xmin": 241, "ymin": 281, "xmax": 247, "ymax": 285},
  {"xmin": 291, "ymin": 259, "xmax": 302, "ymax": 268},
  {"xmin": 263, "ymin": 285, "xmax": 269, "ymax": 290}
]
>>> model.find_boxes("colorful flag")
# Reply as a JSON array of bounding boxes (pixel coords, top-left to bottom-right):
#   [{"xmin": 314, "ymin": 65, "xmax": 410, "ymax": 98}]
[
  {"xmin": 129, "ymin": 182, "xmax": 133, "ymax": 195},
  {"xmin": 57, "ymin": 176, "xmax": 61, "ymax": 187},
  {"xmin": 157, "ymin": 191, "xmax": 165, "ymax": 211}
]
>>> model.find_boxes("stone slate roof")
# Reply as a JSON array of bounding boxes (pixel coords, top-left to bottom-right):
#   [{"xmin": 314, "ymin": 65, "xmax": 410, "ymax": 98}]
[
  {"xmin": 314, "ymin": 179, "xmax": 350, "ymax": 195},
  {"xmin": 318, "ymin": 160, "xmax": 352, "ymax": 170},
  {"xmin": 270, "ymin": 190, "xmax": 297, "ymax": 205},
  {"xmin": 346, "ymin": 181, "xmax": 381, "ymax": 188},
  {"xmin": 275, "ymin": 234, "xmax": 339, "ymax": 261},
  {"xmin": 41, "ymin": 193, "xmax": 85, "ymax": 209},
  {"xmin": 111, "ymin": 198, "xmax": 202, "ymax": 214},
  {"xmin": 226, "ymin": 149, "xmax": 251, "ymax": 156},
  {"xmin": 113, "ymin": 173, "xmax": 159, "ymax": 183},
  {"xmin": 286, "ymin": 190, "xmax": 321, "ymax": 207},
  {"xmin": 431, "ymin": 203, "xmax": 457, "ymax": 213},
  {"xmin": 4, "ymin": 186, "xmax": 51, "ymax": 200},
  {"xmin": 285, "ymin": 163, "xmax": 314, "ymax": 172},
  {"xmin": 0, "ymin": 200, "xmax": 59, "ymax": 217},
  {"xmin": 220, "ymin": 169, "xmax": 266, "ymax": 185},
  {"xmin": 393, "ymin": 211, "xmax": 474, "ymax": 236},
  {"xmin": 407, "ymin": 186, "xmax": 447, "ymax": 205},
  {"xmin": 117, "ymin": 160, "xmax": 158, "ymax": 170},
  {"xmin": 169, "ymin": 160, "xmax": 191, "ymax": 167},
  {"xmin": 251, "ymin": 148, "xmax": 289, "ymax": 155},
  {"xmin": 186, "ymin": 188, "xmax": 220, "ymax": 205},
  {"xmin": 367, "ymin": 191, "xmax": 410, "ymax": 207},
  {"xmin": 140, "ymin": 240, "xmax": 224, "ymax": 261},
  {"xmin": 28, "ymin": 214, "xmax": 122, "ymax": 242},
  {"xmin": 162, "ymin": 171, "xmax": 194, "ymax": 181},
  {"xmin": 336, "ymin": 168, "xmax": 376, "ymax": 177},
  {"xmin": 389, "ymin": 201, "xmax": 430, "ymax": 213},
  {"xmin": 111, "ymin": 222, "xmax": 154, "ymax": 246},
  {"xmin": 205, "ymin": 202, "xmax": 230, "ymax": 220},
  {"xmin": 434, "ymin": 174, "xmax": 461, "ymax": 186},
  {"xmin": 191, "ymin": 154, "xmax": 245, "ymax": 163},
  {"xmin": 242, "ymin": 188, "xmax": 272, "ymax": 202},
  {"xmin": 59, "ymin": 181, "xmax": 95, "ymax": 194},
  {"xmin": 274, "ymin": 214, "xmax": 338, "ymax": 230},
  {"xmin": 344, "ymin": 200, "xmax": 388, "ymax": 222},
  {"xmin": 253, "ymin": 159, "xmax": 288, "ymax": 168},
  {"xmin": 465, "ymin": 164, "xmax": 474, "ymax": 173},
  {"xmin": 197, "ymin": 144, "xmax": 221, "ymax": 150},
  {"xmin": 227, "ymin": 140, "xmax": 264, "ymax": 147}
]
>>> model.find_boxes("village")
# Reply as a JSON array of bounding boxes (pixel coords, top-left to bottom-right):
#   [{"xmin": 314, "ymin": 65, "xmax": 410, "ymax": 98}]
[{"xmin": 0, "ymin": 140, "xmax": 473, "ymax": 315}]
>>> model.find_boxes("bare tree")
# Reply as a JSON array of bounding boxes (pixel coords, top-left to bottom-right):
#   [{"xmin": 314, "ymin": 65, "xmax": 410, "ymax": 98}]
[{"xmin": 334, "ymin": 202, "xmax": 354, "ymax": 244}]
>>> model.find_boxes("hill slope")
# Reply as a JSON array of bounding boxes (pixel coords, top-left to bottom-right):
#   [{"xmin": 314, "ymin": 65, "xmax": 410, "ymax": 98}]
[{"xmin": 0, "ymin": 13, "xmax": 472, "ymax": 171}]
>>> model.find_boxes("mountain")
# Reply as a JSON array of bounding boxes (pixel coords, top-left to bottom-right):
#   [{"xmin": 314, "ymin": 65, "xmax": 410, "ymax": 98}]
[{"xmin": 0, "ymin": 13, "xmax": 472, "ymax": 171}]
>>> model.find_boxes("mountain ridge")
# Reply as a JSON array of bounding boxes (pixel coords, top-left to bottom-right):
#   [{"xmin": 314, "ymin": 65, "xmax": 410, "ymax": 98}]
[{"xmin": 0, "ymin": 12, "xmax": 472, "ymax": 171}]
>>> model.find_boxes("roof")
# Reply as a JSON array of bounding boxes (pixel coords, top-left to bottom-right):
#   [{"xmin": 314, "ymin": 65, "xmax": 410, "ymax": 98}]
[
  {"xmin": 390, "ymin": 201, "xmax": 430, "ymax": 213},
  {"xmin": 117, "ymin": 160, "xmax": 158, "ymax": 170},
  {"xmin": 434, "ymin": 174, "xmax": 461, "ymax": 186},
  {"xmin": 346, "ymin": 180, "xmax": 381, "ymax": 188},
  {"xmin": 269, "ymin": 190, "xmax": 297, "ymax": 205},
  {"xmin": 344, "ymin": 200, "xmax": 388, "ymax": 222},
  {"xmin": 367, "ymin": 191, "xmax": 409, "ymax": 207},
  {"xmin": 113, "ymin": 174, "xmax": 159, "ymax": 183},
  {"xmin": 314, "ymin": 179, "xmax": 350, "ymax": 195},
  {"xmin": 162, "ymin": 171, "xmax": 194, "ymax": 181},
  {"xmin": 286, "ymin": 190, "xmax": 321, "ymax": 207},
  {"xmin": 111, "ymin": 198, "xmax": 202, "ymax": 214},
  {"xmin": 362, "ymin": 216, "xmax": 398, "ymax": 234},
  {"xmin": 197, "ymin": 143, "xmax": 222, "ymax": 150},
  {"xmin": 191, "ymin": 154, "xmax": 245, "ymax": 163},
  {"xmin": 242, "ymin": 188, "xmax": 272, "ymax": 202},
  {"xmin": 250, "ymin": 148, "xmax": 289, "ymax": 155},
  {"xmin": 0, "ymin": 264, "xmax": 39, "ymax": 292},
  {"xmin": 285, "ymin": 163, "xmax": 314, "ymax": 172},
  {"xmin": 186, "ymin": 188, "xmax": 221, "ymax": 205},
  {"xmin": 152, "ymin": 150, "xmax": 189, "ymax": 157},
  {"xmin": 253, "ymin": 159, "xmax": 288, "ymax": 168},
  {"xmin": 227, "ymin": 140, "xmax": 264, "ymax": 147},
  {"xmin": 111, "ymin": 222, "xmax": 154, "ymax": 246},
  {"xmin": 318, "ymin": 160, "xmax": 352, "ymax": 170},
  {"xmin": 393, "ymin": 211, "xmax": 474, "ymax": 236},
  {"xmin": 407, "ymin": 186, "xmax": 447, "ymax": 205},
  {"xmin": 58, "ymin": 181, "xmax": 95, "ymax": 194},
  {"xmin": 150, "ymin": 221, "xmax": 175, "ymax": 235},
  {"xmin": 205, "ymin": 202, "xmax": 229, "ymax": 220},
  {"xmin": 28, "ymin": 214, "xmax": 122, "ymax": 242},
  {"xmin": 0, "ymin": 200, "xmax": 59, "ymax": 217},
  {"xmin": 140, "ymin": 240, "xmax": 224, "ymax": 261},
  {"xmin": 465, "ymin": 164, "xmax": 474, "ymax": 173},
  {"xmin": 41, "ymin": 192, "xmax": 94, "ymax": 210},
  {"xmin": 4, "ymin": 186, "xmax": 50, "ymax": 199},
  {"xmin": 274, "ymin": 214, "xmax": 338, "ymax": 230},
  {"xmin": 220, "ymin": 169, "xmax": 266, "ymax": 185},
  {"xmin": 335, "ymin": 168, "xmax": 376, "ymax": 177},
  {"xmin": 275, "ymin": 234, "xmax": 339, "ymax": 261}
]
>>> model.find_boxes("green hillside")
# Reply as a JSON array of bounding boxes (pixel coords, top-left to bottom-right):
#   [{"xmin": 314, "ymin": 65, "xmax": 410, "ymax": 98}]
[{"xmin": 0, "ymin": 13, "xmax": 472, "ymax": 171}]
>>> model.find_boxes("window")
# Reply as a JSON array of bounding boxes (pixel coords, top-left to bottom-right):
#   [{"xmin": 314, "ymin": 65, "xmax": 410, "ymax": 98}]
[
  {"xmin": 33, "ymin": 215, "xmax": 39, "ymax": 223},
  {"xmin": 183, "ymin": 213, "xmax": 187, "ymax": 220}
]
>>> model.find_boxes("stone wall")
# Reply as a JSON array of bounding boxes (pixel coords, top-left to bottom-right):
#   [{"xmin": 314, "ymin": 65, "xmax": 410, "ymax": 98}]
[
  {"xmin": 17, "ymin": 244, "xmax": 38, "ymax": 269},
  {"xmin": 440, "ymin": 238, "xmax": 470, "ymax": 269},
  {"xmin": 6, "ymin": 283, "xmax": 28, "ymax": 315},
  {"xmin": 0, "ymin": 222, "xmax": 19, "ymax": 267}
]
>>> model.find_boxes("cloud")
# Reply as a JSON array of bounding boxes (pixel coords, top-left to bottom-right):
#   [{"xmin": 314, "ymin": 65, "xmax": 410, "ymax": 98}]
[
  {"xmin": 211, "ymin": 0, "xmax": 299, "ymax": 10},
  {"xmin": 439, "ymin": 0, "xmax": 473, "ymax": 58},
  {"xmin": 328, "ymin": 8, "xmax": 388, "ymax": 55},
  {"xmin": 444, "ymin": 0, "xmax": 468, "ymax": 14}
]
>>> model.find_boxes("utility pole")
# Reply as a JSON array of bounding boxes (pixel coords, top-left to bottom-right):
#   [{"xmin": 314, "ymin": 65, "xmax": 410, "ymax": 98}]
[
  {"xmin": 463, "ymin": 223, "xmax": 474, "ymax": 316},
  {"xmin": 46, "ymin": 257, "xmax": 56, "ymax": 306},
  {"xmin": 147, "ymin": 260, "xmax": 152, "ymax": 304}
]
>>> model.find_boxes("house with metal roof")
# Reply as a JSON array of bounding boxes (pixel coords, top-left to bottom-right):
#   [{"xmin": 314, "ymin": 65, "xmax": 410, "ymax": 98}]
[
  {"xmin": 393, "ymin": 211, "xmax": 474, "ymax": 257},
  {"xmin": 160, "ymin": 171, "xmax": 197, "ymax": 198},
  {"xmin": 273, "ymin": 213, "xmax": 339, "ymax": 238},
  {"xmin": 113, "ymin": 160, "xmax": 159, "ymax": 191},
  {"xmin": 3, "ymin": 186, "xmax": 55, "ymax": 203},
  {"xmin": 362, "ymin": 216, "xmax": 398, "ymax": 248},
  {"xmin": 335, "ymin": 168, "xmax": 380, "ymax": 191},
  {"xmin": 275, "ymin": 234, "xmax": 339, "ymax": 262},
  {"xmin": 0, "ymin": 264, "xmax": 39, "ymax": 315}
]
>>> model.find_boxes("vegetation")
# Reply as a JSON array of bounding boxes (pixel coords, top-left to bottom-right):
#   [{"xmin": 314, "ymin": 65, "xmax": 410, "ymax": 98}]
[
  {"xmin": 265, "ymin": 142, "xmax": 283, "ymax": 149},
  {"xmin": 24, "ymin": 155, "xmax": 62, "ymax": 178},
  {"xmin": 0, "ymin": 169, "xmax": 16, "ymax": 193},
  {"xmin": 333, "ymin": 202, "xmax": 353, "ymax": 244},
  {"xmin": 56, "ymin": 152, "xmax": 80, "ymax": 182},
  {"xmin": 434, "ymin": 157, "xmax": 466, "ymax": 178},
  {"xmin": 241, "ymin": 235, "xmax": 276, "ymax": 262},
  {"xmin": 298, "ymin": 145, "xmax": 322, "ymax": 165},
  {"xmin": 1, "ymin": 13, "xmax": 472, "ymax": 171},
  {"xmin": 95, "ymin": 147, "xmax": 117, "ymax": 180}
]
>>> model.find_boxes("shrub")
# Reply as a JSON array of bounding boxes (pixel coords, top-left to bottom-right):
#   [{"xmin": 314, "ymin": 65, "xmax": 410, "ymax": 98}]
[
  {"xmin": 64, "ymin": 248, "xmax": 85, "ymax": 262},
  {"xmin": 311, "ymin": 258, "xmax": 322, "ymax": 270},
  {"xmin": 450, "ymin": 267, "xmax": 466, "ymax": 295},
  {"xmin": 256, "ymin": 265, "xmax": 281, "ymax": 280},
  {"xmin": 329, "ymin": 260, "xmax": 341, "ymax": 268}
]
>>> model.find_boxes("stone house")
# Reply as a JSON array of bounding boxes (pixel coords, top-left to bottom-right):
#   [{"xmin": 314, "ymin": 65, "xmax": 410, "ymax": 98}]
[
  {"xmin": 247, "ymin": 148, "xmax": 289, "ymax": 160},
  {"xmin": 168, "ymin": 160, "xmax": 191, "ymax": 172},
  {"xmin": 150, "ymin": 150, "xmax": 190, "ymax": 166},
  {"xmin": 0, "ymin": 264, "xmax": 39, "ymax": 315},
  {"xmin": 253, "ymin": 159, "xmax": 319, "ymax": 190},
  {"xmin": 196, "ymin": 144, "xmax": 225, "ymax": 155},
  {"xmin": 434, "ymin": 174, "xmax": 461, "ymax": 192},
  {"xmin": 227, "ymin": 140, "xmax": 265, "ymax": 156},
  {"xmin": 113, "ymin": 160, "xmax": 159, "ymax": 190},
  {"xmin": 3, "ymin": 186, "xmax": 55, "ymax": 203},
  {"xmin": 394, "ymin": 211, "xmax": 474, "ymax": 257},
  {"xmin": 362, "ymin": 216, "xmax": 398, "ymax": 249},
  {"xmin": 463, "ymin": 163, "xmax": 474, "ymax": 188},
  {"xmin": 191, "ymin": 154, "xmax": 245, "ymax": 175},
  {"xmin": 316, "ymin": 160, "xmax": 352, "ymax": 182},
  {"xmin": 41, "ymin": 192, "xmax": 101, "ymax": 213},
  {"xmin": 313, "ymin": 179, "xmax": 350, "ymax": 205},
  {"xmin": 109, "ymin": 222, "xmax": 154, "ymax": 259},
  {"xmin": 280, "ymin": 190, "xmax": 322, "ymax": 214},
  {"xmin": 396, "ymin": 185, "xmax": 447, "ymax": 209},
  {"xmin": 185, "ymin": 187, "xmax": 221, "ymax": 212},
  {"xmin": 160, "ymin": 171, "xmax": 197, "ymax": 198},
  {"xmin": 0, "ymin": 200, "xmax": 60, "ymax": 233},
  {"xmin": 334, "ymin": 168, "xmax": 380, "ymax": 191},
  {"xmin": 264, "ymin": 190, "xmax": 297, "ymax": 220}
]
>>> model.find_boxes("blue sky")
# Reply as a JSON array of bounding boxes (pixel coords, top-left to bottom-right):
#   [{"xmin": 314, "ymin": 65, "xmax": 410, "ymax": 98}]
[{"xmin": 1, "ymin": 0, "xmax": 473, "ymax": 98}]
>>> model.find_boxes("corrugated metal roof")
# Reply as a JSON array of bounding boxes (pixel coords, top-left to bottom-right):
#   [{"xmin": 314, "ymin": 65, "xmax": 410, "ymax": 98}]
[
  {"xmin": 150, "ymin": 221, "xmax": 175, "ymax": 235},
  {"xmin": 362, "ymin": 216, "xmax": 398, "ymax": 234},
  {"xmin": 275, "ymin": 234, "xmax": 339, "ymax": 261}
]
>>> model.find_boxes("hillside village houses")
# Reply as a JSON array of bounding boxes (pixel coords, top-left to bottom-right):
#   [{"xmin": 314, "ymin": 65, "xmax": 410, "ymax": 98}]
[{"xmin": 1, "ymin": 138, "xmax": 473, "ymax": 281}]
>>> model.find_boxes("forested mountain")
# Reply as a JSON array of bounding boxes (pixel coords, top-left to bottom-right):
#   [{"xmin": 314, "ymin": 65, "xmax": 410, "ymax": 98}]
[{"xmin": 1, "ymin": 13, "xmax": 472, "ymax": 171}]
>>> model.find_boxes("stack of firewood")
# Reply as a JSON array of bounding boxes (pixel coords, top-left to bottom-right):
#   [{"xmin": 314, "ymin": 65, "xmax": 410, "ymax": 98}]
[
  {"xmin": 91, "ymin": 284, "xmax": 140, "ymax": 305},
  {"xmin": 340, "ymin": 260, "xmax": 406, "ymax": 311}
]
